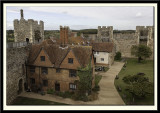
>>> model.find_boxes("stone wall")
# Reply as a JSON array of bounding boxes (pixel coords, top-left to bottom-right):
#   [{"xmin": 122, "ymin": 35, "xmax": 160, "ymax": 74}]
[
  {"xmin": 7, "ymin": 46, "xmax": 28, "ymax": 104},
  {"xmin": 14, "ymin": 9, "xmax": 44, "ymax": 43},
  {"xmin": 97, "ymin": 26, "xmax": 113, "ymax": 42},
  {"xmin": 113, "ymin": 33, "xmax": 137, "ymax": 58}
]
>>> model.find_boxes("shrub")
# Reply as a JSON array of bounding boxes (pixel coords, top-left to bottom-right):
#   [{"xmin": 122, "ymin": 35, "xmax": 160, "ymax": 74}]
[
  {"xmin": 114, "ymin": 52, "xmax": 122, "ymax": 61},
  {"xmin": 92, "ymin": 85, "xmax": 100, "ymax": 92},
  {"xmin": 47, "ymin": 89, "xmax": 55, "ymax": 94},
  {"xmin": 103, "ymin": 67, "xmax": 109, "ymax": 72}
]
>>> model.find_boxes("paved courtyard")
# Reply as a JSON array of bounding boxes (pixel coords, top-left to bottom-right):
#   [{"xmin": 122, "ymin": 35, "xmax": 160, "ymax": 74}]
[{"xmin": 19, "ymin": 61, "xmax": 125, "ymax": 105}]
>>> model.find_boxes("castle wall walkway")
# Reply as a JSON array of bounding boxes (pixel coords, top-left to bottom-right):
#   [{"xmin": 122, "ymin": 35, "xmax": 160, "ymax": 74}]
[{"xmin": 19, "ymin": 62, "xmax": 125, "ymax": 105}]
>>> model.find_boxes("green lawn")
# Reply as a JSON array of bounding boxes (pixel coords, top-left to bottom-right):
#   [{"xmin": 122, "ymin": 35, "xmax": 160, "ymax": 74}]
[
  {"xmin": 114, "ymin": 58, "xmax": 154, "ymax": 105},
  {"xmin": 11, "ymin": 96, "xmax": 68, "ymax": 105},
  {"xmin": 95, "ymin": 74, "xmax": 102, "ymax": 86}
]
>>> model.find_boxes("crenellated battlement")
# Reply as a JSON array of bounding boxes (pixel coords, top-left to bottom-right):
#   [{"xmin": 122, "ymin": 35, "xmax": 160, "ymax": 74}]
[{"xmin": 14, "ymin": 9, "xmax": 44, "ymax": 43}]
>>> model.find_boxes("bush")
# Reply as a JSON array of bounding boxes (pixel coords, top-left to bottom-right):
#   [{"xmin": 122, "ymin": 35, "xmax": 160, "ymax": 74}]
[
  {"xmin": 54, "ymin": 91, "xmax": 74, "ymax": 98},
  {"xmin": 92, "ymin": 85, "xmax": 100, "ymax": 92},
  {"xmin": 47, "ymin": 89, "xmax": 55, "ymax": 94},
  {"xmin": 103, "ymin": 67, "xmax": 109, "ymax": 72},
  {"xmin": 114, "ymin": 52, "xmax": 122, "ymax": 61}
]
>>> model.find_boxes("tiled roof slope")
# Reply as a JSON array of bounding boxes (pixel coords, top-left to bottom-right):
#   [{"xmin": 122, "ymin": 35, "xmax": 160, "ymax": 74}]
[
  {"xmin": 27, "ymin": 42, "xmax": 92, "ymax": 68},
  {"xmin": 92, "ymin": 42, "xmax": 114, "ymax": 52}
]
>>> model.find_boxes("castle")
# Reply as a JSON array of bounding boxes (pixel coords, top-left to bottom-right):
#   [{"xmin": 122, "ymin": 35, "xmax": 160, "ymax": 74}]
[
  {"xmin": 14, "ymin": 9, "xmax": 44, "ymax": 43},
  {"xmin": 6, "ymin": 9, "xmax": 154, "ymax": 105},
  {"xmin": 96, "ymin": 26, "xmax": 154, "ymax": 58}
]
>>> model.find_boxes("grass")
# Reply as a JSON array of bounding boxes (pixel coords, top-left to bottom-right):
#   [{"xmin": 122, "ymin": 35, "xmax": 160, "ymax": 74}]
[
  {"xmin": 95, "ymin": 74, "xmax": 102, "ymax": 86},
  {"xmin": 11, "ymin": 96, "xmax": 69, "ymax": 105},
  {"xmin": 114, "ymin": 58, "xmax": 154, "ymax": 105}
]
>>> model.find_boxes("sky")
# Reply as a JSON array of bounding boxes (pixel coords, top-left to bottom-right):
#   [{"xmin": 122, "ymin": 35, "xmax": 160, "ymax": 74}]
[{"xmin": 6, "ymin": 6, "xmax": 154, "ymax": 30}]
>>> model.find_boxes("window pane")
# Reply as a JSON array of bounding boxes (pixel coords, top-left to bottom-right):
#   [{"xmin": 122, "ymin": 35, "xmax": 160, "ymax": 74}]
[
  {"xmin": 42, "ymin": 67, "xmax": 48, "ymax": 74},
  {"xmin": 41, "ymin": 56, "xmax": 45, "ymax": 61},
  {"xmin": 68, "ymin": 58, "xmax": 73, "ymax": 64}
]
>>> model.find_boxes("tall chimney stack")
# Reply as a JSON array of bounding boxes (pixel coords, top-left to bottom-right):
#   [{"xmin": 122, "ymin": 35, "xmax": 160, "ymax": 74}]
[{"xmin": 20, "ymin": 9, "xmax": 24, "ymax": 19}]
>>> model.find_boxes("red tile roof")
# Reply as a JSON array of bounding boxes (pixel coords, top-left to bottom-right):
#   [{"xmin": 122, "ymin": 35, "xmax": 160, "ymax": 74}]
[
  {"xmin": 27, "ymin": 42, "xmax": 92, "ymax": 68},
  {"xmin": 92, "ymin": 42, "xmax": 114, "ymax": 52}
]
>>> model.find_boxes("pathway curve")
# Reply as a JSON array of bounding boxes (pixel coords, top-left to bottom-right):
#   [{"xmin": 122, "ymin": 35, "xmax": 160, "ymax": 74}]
[{"xmin": 19, "ymin": 62, "xmax": 125, "ymax": 105}]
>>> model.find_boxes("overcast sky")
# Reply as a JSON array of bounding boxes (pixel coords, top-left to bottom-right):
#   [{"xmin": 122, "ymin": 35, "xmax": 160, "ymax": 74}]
[{"xmin": 6, "ymin": 6, "xmax": 153, "ymax": 30}]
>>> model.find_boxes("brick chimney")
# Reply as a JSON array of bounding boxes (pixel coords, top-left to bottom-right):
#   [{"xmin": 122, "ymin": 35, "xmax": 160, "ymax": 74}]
[{"xmin": 60, "ymin": 26, "xmax": 68, "ymax": 47}]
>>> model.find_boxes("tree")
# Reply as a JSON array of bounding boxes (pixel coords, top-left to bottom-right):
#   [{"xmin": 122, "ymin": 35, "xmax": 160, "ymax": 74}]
[
  {"xmin": 74, "ymin": 62, "xmax": 93, "ymax": 101},
  {"xmin": 123, "ymin": 74, "xmax": 153, "ymax": 104},
  {"xmin": 114, "ymin": 52, "xmax": 122, "ymax": 61},
  {"xmin": 131, "ymin": 45, "xmax": 152, "ymax": 63},
  {"xmin": 34, "ymin": 30, "xmax": 42, "ymax": 42}
]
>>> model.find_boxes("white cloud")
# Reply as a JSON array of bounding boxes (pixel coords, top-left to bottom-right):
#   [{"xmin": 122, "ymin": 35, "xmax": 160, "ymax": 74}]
[
  {"xmin": 7, "ymin": 9, "xmax": 19, "ymax": 13},
  {"xmin": 136, "ymin": 12, "xmax": 142, "ymax": 17}
]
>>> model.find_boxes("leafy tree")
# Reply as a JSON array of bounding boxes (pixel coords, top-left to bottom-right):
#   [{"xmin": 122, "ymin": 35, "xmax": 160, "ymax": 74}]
[
  {"xmin": 74, "ymin": 62, "xmax": 93, "ymax": 101},
  {"xmin": 131, "ymin": 45, "xmax": 152, "ymax": 63},
  {"xmin": 114, "ymin": 52, "xmax": 122, "ymax": 61},
  {"xmin": 123, "ymin": 74, "xmax": 153, "ymax": 103},
  {"xmin": 34, "ymin": 30, "xmax": 42, "ymax": 42}
]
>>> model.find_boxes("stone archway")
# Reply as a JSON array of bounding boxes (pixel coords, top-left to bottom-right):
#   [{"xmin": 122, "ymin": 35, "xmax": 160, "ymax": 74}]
[
  {"xmin": 26, "ymin": 38, "xmax": 29, "ymax": 43},
  {"xmin": 17, "ymin": 79, "xmax": 23, "ymax": 95}
]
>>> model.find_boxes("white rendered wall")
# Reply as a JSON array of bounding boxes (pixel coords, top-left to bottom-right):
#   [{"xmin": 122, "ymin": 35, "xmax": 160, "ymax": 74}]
[{"xmin": 94, "ymin": 52, "xmax": 109, "ymax": 64}]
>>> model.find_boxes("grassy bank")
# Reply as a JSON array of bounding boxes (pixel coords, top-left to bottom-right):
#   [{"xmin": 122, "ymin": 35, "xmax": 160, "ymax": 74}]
[
  {"xmin": 114, "ymin": 58, "xmax": 154, "ymax": 105},
  {"xmin": 11, "ymin": 96, "xmax": 68, "ymax": 105}
]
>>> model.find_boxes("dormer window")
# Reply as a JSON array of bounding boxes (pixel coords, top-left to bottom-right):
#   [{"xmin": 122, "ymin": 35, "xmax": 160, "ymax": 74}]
[
  {"xmin": 68, "ymin": 58, "xmax": 73, "ymax": 64},
  {"xmin": 41, "ymin": 56, "xmax": 45, "ymax": 61}
]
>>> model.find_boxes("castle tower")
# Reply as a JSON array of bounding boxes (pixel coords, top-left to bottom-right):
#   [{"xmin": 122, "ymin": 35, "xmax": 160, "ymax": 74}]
[
  {"xmin": 97, "ymin": 26, "xmax": 113, "ymax": 42},
  {"xmin": 60, "ymin": 26, "xmax": 69, "ymax": 47},
  {"xmin": 13, "ymin": 9, "xmax": 44, "ymax": 44}
]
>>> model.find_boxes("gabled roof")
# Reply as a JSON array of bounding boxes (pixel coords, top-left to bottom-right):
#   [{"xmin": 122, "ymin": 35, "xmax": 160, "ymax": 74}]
[
  {"xmin": 27, "ymin": 42, "xmax": 92, "ymax": 68},
  {"xmin": 92, "ymin": 42, "xmax": 114, "ymax": 52}
]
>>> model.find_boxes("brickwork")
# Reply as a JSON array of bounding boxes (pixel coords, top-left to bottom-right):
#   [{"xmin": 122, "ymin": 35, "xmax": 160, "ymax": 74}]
[
  {"xmin": 33, "ymin": 48, "xmax": 53, "ymax": 67},
  {"xmin": 60, "ymin": 26, "xmax": 69, "ymax": 46},
  {"xmin": 60, "ymin": 50, "xmax": 81, "ymax": 69}
]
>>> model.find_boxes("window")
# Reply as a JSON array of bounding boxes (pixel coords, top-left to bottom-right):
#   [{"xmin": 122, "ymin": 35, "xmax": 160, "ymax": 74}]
[
  {"xmin": 43, "ymin": 80, "xmax": 48, "ymax": 87},
  {"xmin": 101, "ymin": 58, "xmax": 104, "ymax": 61},
  {"xmin": 56, "ymin": 69, "xmax": 61, "ymax": 73},
  {"xmin": 41, "ymin": 56, "xmax": 45, "ymax": 61},
  {"xmin": 30, "ymin": 66, "xmax": 35, "ymax": 73},
  {"xmin": 68, "ymin": 58, "xmax": 73, "ymax": 64},
  {"xmin": 69, "ymin": 70, "xmax": 76, "ymax": 77},
  {"xmin": 30, "ymin": 78, "xmax": 35, "ymax": 84},
  {"xmin": 69, "ymin": 83, "xmax": 76, "ymax": 90},
  {"xmin": 41, "ymin": 67, "xmax": 48, "ymax": 74}
]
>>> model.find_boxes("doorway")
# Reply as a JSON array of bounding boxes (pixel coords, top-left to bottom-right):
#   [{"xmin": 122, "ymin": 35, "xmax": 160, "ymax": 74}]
[
  {"xmin": 26, "ymin": 38, "xmax": 29, "ymax": 43},
  {"xmin": 55, "ymin": 83, "xmax": 60, "ymax": 91}
]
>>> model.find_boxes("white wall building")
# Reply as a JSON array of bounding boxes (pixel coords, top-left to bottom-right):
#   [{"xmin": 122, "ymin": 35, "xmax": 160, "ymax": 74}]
[{"xmin": 92, "ymin": 42, "xmax": 115, "ymax": 67}]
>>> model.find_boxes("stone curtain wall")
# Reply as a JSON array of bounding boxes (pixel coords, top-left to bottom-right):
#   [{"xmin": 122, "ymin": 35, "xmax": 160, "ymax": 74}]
[
  {"xmin": 7, "ymin": 47, "xmax": 28, "ymax": 104},
  {"xmin": 113, "ymin": 33, "xmax": 137, "ymax": 58}
]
